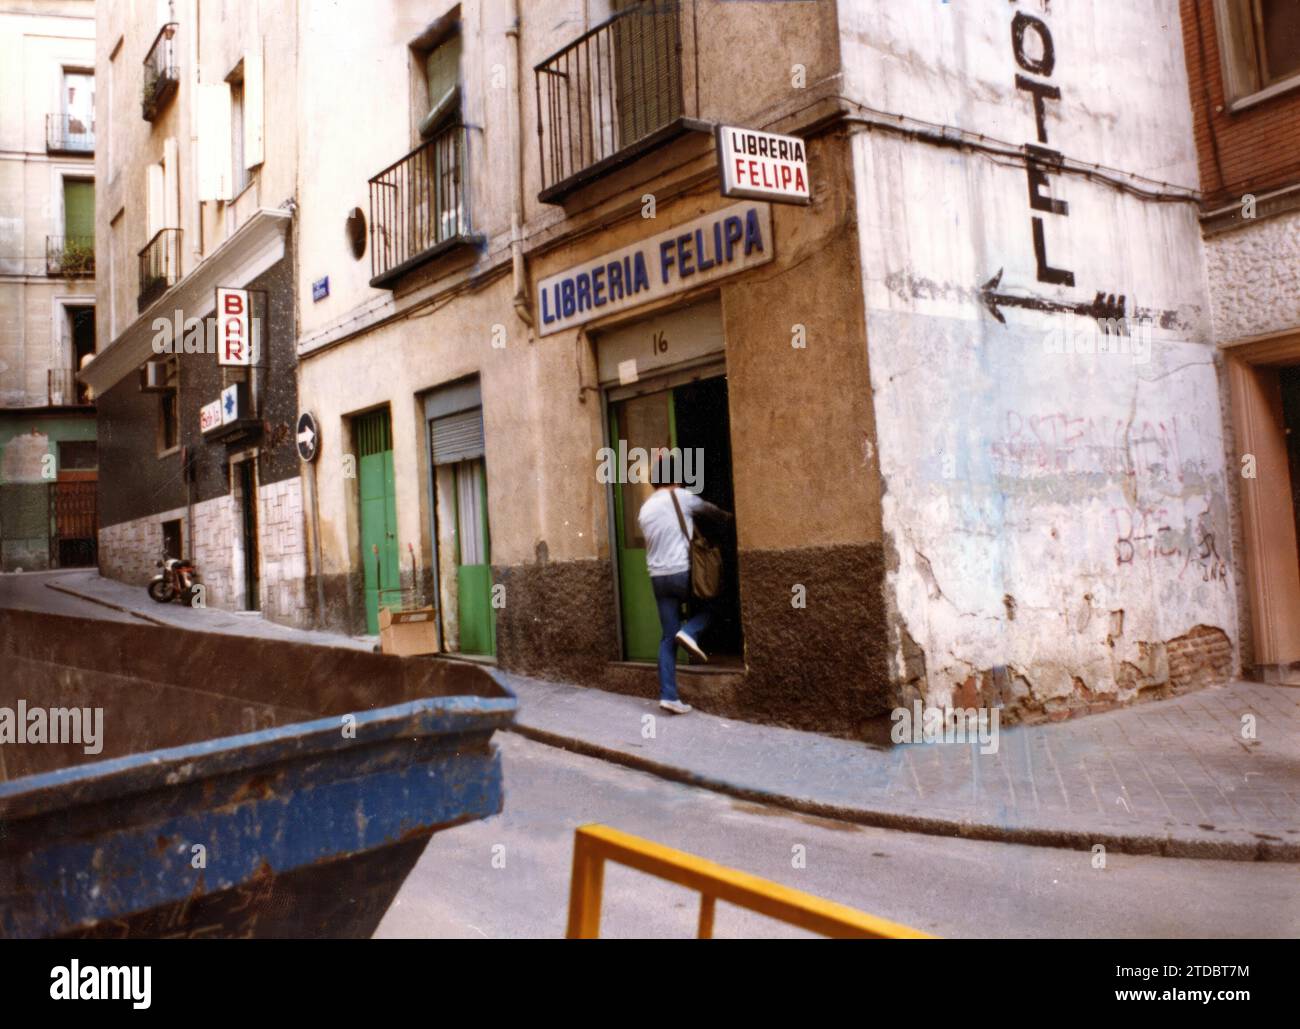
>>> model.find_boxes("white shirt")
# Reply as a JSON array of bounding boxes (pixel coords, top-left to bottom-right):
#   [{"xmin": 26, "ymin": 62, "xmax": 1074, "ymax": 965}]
[{"xmin": 638, "ymin": 487, "xmax": 704, "ymax": 577}]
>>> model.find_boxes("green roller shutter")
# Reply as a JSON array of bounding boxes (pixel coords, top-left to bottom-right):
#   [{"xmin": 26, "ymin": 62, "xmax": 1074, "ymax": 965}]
[{"xmin": 63, "ymin": 180, "xmax": 94, "ymax": 242}]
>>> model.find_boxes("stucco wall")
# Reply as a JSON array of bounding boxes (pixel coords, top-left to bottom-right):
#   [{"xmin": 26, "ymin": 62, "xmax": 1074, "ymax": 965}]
[{"xmin": 844, "ymin": 0, "xmax": 1238, "ymax": 716}]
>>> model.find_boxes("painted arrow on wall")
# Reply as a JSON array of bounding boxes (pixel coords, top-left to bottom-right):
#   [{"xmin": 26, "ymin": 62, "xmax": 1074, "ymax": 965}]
[{"xmin": 979, "ymin": 268, "xmax": 1127, "ymax": 325}]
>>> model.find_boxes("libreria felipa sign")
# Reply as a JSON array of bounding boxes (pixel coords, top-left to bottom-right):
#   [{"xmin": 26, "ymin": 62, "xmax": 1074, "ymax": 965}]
[{"xmin": 535, "ymin": 201, "xmax": 773, "ymax": 336}]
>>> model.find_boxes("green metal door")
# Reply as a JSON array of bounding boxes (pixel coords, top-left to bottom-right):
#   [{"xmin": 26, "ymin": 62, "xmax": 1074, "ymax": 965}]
[
  {"xmin": 453, "ymin": 457, "xmax": 495, "ymax": 656},
  {"xmin": 357, "ymin": 409, "xmax": 400, "ymax": 634},
  {"xmin": 610, "ymin": 390, "xmax": 676, "ymax": 661}
]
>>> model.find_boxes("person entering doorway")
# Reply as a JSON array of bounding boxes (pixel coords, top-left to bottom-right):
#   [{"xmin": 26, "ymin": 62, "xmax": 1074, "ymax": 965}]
[{"xmin": 637, "ymin": 451, "xmax": 732, "ymax": 714}]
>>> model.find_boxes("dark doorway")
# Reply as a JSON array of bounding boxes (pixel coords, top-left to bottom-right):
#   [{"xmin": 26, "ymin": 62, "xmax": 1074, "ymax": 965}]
[
  {"xmin": 672, "ymin": 375, "xmax": 742, "ymax": 660},
  {"xmin": 237, "ymin": 460, "xmax": 259, "ymax": 610},
  {"xmin": 69, "ymin": 306, "xmax": 95, "ymax": 405},
  {"xmin": 162, "ymin": 518, "xmax": 182, "ymax": 561}
]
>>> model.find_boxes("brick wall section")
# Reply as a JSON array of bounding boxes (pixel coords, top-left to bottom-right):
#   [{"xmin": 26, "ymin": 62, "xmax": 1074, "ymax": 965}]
[
  {"xmin": 1167, "ymin": 623, "xmax": 1235, "ymax": 687},
  {"xmin": 258, "ymin": 476, "xmax": 309, "ymax": 628},
  {"xmin": 102, "ymin": 481, "xmax": 310, "ymax": 628},
  {"xmin": 1181, "ymin": 0, "xmax": 1300, "ymax": 207},
  {"xmin": 191, "ymin": 493, "xmax": 238, "ymax": 611},
  {"xmin": 1180, "ymin": 0, "xmax": 1300, "ymax": 206},
  {"xmin": 98, "ymin": 505, "xmax": 187, "ymax": 584}
]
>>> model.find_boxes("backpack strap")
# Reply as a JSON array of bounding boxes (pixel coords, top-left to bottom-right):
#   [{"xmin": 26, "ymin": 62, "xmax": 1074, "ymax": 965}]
[{"xmin": 668, "ymin": 489, "xmax": 691, "ymax": 542}]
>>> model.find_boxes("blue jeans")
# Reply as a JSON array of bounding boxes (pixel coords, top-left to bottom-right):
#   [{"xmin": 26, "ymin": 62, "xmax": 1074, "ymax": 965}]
[{"xmin": 650, "ymin": 571, "xmax": 711, "ymax": 702}]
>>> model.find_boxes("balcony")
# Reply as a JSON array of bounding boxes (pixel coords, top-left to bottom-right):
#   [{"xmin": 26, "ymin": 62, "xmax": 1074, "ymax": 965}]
[
  {"xmin": 48, "ymin": 368, "xmax": 93, "ymax": 407},
  {"xmin": 46, "ymin": 236, "xmax": 95, "ymax": 278},
  {"xmin": 142, "ymin": 23, "xmax": 179, "ymax": 122},
  {"xmin": 368, "ymin": 123, "xmax": 477, "ymax": 289},
  {"xmin": 46, "ymin": 113, "xmax": 94, "ymax": 154},
  {"xmin": 138, "ymin": 228, "xmax": 181, "ymax": 312},
  {"xmin": 535, "ymin": 2, "xmax": 701, "ymax": 204}
]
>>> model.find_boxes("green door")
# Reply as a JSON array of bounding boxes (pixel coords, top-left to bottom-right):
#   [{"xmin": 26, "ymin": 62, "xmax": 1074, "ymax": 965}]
[
  {"xmin": 453, "ymin": 457, "xmax": 495, "ymax": 656},
  {"xmin": 610, "ymin": 389, "xmax": 676, "ymax": 661},
  {"xmin": 357, "ymin": 409, "xmax": 400, "ymax": 634}
]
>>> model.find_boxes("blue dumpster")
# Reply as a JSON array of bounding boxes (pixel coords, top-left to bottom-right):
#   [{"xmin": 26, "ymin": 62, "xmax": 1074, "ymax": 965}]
[{"xmin": 0, "ymin": 609, "xmax": 516, "ymax": 938}]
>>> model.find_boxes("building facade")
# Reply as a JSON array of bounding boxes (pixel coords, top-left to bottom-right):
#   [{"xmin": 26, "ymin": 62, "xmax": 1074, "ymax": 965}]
[
  {"xmin": 288, "ymin": 0, "xmax": 1246, "ymax": 734},
  {"xmin": 84, "ymin": 0, "xmax": 308, "ymax": 625},
  {"xmin": 81, "ymin": 0, "xmax": 1283, "ymax": 735},
  {"xmin": 0, "ymin": 0, "xmax": 98, "ymax": 572},
  {"xmin": 1181, "ymin": 0, "xmax": 1300, "ymax": 685}
]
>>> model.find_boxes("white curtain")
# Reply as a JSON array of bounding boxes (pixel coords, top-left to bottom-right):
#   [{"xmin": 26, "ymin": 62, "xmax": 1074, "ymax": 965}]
[{"xmin": 456, "ymin": 459, "xmax": 485, "ymax": 566}]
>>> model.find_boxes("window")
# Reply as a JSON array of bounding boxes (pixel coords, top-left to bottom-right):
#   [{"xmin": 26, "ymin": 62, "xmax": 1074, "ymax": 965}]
[
  {"xmin": 197, "ymin": 51, "xmax": 263, "ymax": 202},
  {"xmin": 415, "ymin": 31, "xmax": 462, "ymax": 141},
  {"xmin": 60, "ymin": 69, "xmax": 95, "ymax": 152},
  {"xmin": 1217, "ymin": 0, "xmax": 1300, "ymax": 106},
  {"xmin": 58, "ymin": 441, "xmax": 98, "ymax": 470},
  {"xmin": 158, "ymin": 355, "xmax": 179, "ymax": 454},
  {"xmin": 63, "ymin": 178, "xmax": 94, "ymax": 241}
]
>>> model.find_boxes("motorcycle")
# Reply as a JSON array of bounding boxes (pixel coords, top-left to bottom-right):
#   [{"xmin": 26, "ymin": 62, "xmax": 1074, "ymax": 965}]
[{"xmin": 148, "ymin": 556, "xmax": 200, "ymax": 605}]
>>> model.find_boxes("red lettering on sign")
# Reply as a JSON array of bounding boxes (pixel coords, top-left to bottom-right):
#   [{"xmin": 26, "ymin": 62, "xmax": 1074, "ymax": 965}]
[{"xmin": 222, "ymin": 292, "xmax": 245, "ymax": 315}]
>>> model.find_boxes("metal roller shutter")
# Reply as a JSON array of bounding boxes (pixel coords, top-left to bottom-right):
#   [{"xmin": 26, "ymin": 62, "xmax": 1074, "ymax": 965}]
[{"xmin": 431, "ymin": 406, "xmax": 484, "ymax": 465}]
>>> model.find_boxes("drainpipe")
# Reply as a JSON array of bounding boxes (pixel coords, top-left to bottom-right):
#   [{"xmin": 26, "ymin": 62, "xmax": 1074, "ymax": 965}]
[
  {"xmin": 507, "ymin": 0, "xmax": 532, "ymax": 327},
  {"xmin": 188, "ymin": 0, "xmax": 202, "ymax": 266}
]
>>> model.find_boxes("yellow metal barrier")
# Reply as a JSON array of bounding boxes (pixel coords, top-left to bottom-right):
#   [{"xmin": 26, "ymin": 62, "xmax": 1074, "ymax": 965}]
[{"xmin": 565, "ymin": 823, "xmax": 934, "ymax": 939}]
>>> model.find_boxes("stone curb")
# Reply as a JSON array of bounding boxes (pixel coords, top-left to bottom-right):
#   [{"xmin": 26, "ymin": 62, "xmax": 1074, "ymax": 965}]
[
  {"xmin": 45, "ymin": 580, "xmax": 170, "ymax": 627},
  {"xmin": 508, "ymin": 721, "xmax": 1300, "ymax": 863}
]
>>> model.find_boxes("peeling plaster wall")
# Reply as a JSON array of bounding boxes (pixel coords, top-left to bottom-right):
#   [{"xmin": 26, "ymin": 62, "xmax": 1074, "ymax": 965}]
[
  {"xmin": 842, "ymin": 0, "xmax": 1238, "ymax": 715},
  {"xmin": 867, "ymin": 306, "xmax": 1236, "ymax": 712}
]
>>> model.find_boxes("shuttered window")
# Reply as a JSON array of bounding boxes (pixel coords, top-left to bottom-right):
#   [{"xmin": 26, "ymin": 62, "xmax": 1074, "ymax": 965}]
[
  {"xmin": 431, "ymin": 407, "xmax": 484, "ymax": 465},
  {"xmin": 612, "ymin": 0, "xmax": 682, "ymax": 148},
  {"xmin": 63, "ymin": 180, "xmax": 94, "ymax": 239}
]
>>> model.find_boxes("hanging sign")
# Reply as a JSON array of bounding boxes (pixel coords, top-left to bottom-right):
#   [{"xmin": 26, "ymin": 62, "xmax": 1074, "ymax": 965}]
[
  {"xmin": 716, "ymin": 125, "xmax": 811, "ymax": 205},
  {"xmin": 216, "ymin": 287, "xmax": 252, "ymax": 366}
]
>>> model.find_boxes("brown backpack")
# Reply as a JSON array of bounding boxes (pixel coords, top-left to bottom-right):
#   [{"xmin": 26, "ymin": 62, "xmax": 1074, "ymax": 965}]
[{"xmin": 670, "ymin": 489, "xmax": 724, "ymax": 600}]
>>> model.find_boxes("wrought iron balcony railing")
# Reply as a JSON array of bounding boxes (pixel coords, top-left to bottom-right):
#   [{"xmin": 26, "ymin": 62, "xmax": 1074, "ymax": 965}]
[
  {"xmin": 368, "ymin": 123, "xmax": 472, "ymax": 288},
  {"xmin": 138, "ymin": 228, "xmax": 181, "ymax": 312},
  {"xmin": 46, "ymin": 236, "xmax": 95, "ymax": 278},
  {"xmin": 48, "ymin": 368, "xmax": 93, "ymax": 407},
  {"xmin": 142, "ymin": 23, "xmax": 179, "ymax": 122},
  {"xmin": 535, "ymin": 2, "xmax": 686, "ymax": 203},
  {"xmin": 46, "ymin": 113, "xmax": 94, "ymax": 154}
]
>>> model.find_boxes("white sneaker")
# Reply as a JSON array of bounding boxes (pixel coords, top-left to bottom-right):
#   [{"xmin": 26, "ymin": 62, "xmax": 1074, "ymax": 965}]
[
  {"xmin": 675, "ymin": 631, "xmax": 708, "ymax": 662},
  {"xmin": 659, "ymin": 699, "xmax": 692, "ymax": 714}
]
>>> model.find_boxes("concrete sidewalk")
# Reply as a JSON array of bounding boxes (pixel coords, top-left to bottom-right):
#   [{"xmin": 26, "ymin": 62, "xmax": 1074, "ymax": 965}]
[{"xmin": 37, "ymin": 570, "xmax": 1300, "ymax": 861}]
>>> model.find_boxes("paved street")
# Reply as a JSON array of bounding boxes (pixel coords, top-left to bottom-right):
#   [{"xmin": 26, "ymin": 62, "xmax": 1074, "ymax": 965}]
[
  {"xmin": 0, "ymin": 569, "xmax": 137, "ymax": 623},
  {"xmin": 378, "ymin": 733, "xmax": 1300, "ymax": 939}
]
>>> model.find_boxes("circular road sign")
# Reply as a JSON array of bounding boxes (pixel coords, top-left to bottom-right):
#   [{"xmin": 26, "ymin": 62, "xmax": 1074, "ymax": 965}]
[{"xmin": 296, "ymin": 411, "xmax": 320, "ymax": 463}]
